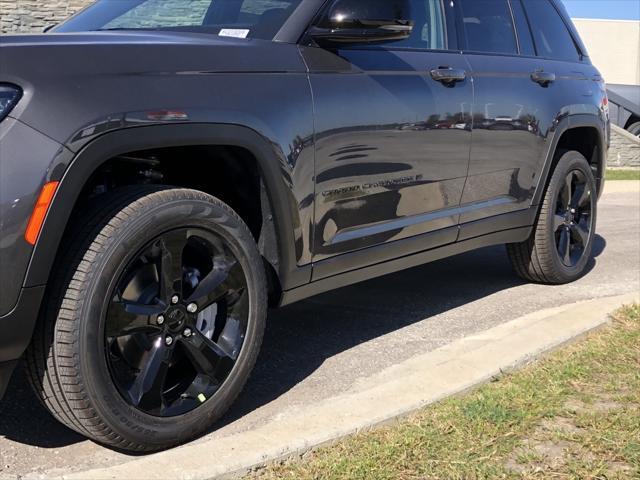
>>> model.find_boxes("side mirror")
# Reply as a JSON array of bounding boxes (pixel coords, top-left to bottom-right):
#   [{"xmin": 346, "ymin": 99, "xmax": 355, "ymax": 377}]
[{"xmin": 309, "ymin": 0, "xmax": 413, "ymax": 44}]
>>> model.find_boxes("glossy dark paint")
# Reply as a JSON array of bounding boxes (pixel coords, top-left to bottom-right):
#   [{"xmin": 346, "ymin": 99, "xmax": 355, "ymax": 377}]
[
  {"xmin": 0, "ymin": 33, "xmax": 316, "ymax": 307},
  {"xmin": 0, "ymin": 118, "xmax": 66, "ymax": 315},
  {"xmin": 0, "ymin": 0, "xmax": 608, "ymax": 394},
  {"xmin": 460, "ymin": 53, "xmax": 561, "ymax": 223},
  {"xmin": 302, "ymin": 45, "xmax": 473, "ymax": 268}
]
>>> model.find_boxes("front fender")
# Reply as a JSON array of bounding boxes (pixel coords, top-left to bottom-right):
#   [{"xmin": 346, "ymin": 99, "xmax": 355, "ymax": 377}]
[{"xmin": 24, "ymin": 123, "xmax": 312, "ymax": 295}]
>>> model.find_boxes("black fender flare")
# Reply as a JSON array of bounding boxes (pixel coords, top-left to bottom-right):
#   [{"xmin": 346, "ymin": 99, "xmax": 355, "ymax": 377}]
[
  {"xmin": 24, "ymin": 123, "xmax": 311, "ymax": 293},
  {"xmin": 531, "ymin": 113, "xmax": 607, "ymax": 206}
]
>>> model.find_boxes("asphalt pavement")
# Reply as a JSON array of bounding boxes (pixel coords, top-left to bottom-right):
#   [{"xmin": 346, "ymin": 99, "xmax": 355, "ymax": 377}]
[{"xmin": 0, "ymin": 181, "xmax": 638, "ymax": 479}]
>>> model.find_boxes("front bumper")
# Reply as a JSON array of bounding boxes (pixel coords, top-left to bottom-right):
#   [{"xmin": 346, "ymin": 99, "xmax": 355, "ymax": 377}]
[{"xmin": 0, "ymin": 285, "xmax": 45, "ymax": 399}]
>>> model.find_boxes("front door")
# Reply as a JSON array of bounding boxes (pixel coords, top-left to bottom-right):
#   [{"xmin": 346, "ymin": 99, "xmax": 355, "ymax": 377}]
[{"xmin": 301, "ymin": 0, "xmax": 473, "ymax": 279}]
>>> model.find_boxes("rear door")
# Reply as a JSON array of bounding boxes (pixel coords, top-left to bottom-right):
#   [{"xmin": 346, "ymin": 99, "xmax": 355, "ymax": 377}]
[
  {"xmin": 301, "ymin": 0, "xmax": 473, "ymax": 278},
  {"xmin": 456, "ymin": 0, "xmax": 558, "ymax": 239}
]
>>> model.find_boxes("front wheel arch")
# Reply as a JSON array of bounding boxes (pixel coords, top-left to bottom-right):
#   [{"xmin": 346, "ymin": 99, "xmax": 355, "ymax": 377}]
[{"xmin": 24, "ymin": 124, "xmax": 306, "ymax": 298}]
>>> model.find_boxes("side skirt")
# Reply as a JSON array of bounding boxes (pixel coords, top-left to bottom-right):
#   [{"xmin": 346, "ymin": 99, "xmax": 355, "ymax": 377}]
[{"xmin": 280, "ymin": 225, "xmax": 532, "ymax": 306}]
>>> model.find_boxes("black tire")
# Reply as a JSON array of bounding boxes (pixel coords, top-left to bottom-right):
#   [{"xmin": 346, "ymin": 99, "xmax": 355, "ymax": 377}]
[
  {"xmin": 626, "ymin": 121, "xmax": 640, "ymax": 137},
  {"xmin": 25, "ymin": 186, "xmax": 267, "ymax": 452},
  {"xmin": 506, "ymin": 150, "xmax": 597, "ymax": 284}
]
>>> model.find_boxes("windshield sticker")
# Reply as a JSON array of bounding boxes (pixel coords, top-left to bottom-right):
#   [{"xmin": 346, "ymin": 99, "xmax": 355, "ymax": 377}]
[{"xmin": 219, "ymin": 29, "xmax": 250, "ymax": 39}]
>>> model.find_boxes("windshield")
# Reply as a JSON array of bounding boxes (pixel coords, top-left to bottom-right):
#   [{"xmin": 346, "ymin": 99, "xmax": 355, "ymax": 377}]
[{"xmin": 54, "ymin": 0, "xmax": 303, "ymax": 40}]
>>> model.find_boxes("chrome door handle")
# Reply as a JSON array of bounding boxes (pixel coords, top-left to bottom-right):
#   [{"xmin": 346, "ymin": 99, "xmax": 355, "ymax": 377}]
[
  {"xmin": 430, "ymin": 67, "xmax": 466, "ymax": 85},
  {"xmin": 531, "ymin": 70, "xmax": 556, "ymax": 86}
]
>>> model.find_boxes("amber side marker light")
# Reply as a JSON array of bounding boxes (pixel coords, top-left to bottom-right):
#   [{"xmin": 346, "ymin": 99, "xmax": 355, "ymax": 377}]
[{"xmin": 25, "ymin": 181, "xmax": 59, "ymax": 245}]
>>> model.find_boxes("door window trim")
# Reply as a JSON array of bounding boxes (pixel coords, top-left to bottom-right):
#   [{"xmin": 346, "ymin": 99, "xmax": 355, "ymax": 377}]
[{"xmin": 511, "ymin": 0, "xmax": 538, "ymax": 57}]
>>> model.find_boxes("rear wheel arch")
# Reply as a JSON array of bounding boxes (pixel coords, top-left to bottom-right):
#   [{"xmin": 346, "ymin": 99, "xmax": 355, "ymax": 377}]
[
  {"xmin": 25, "ymin": 124, "xmax": 304, "ymax": 302},
  {"xmin": 533, "ymin": 116, "xmax": 606, "ymax": 206}
]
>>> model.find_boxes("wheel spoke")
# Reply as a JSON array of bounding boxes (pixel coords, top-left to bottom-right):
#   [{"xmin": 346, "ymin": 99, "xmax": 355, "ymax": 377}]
[
  {"xmin": 571, "ymin": 221, "xmax": 590, "ymax": 247},
  {"xmin": 187, "ymin": 259, "xmax": 244, "ymax": 309},
  {"xmin": 553, "ymin": 214, "xmax": 566, "ymax": 233},
  {"xmin": 107, "ymin": 300, "xmax": 164, "ymax": 337},
  {"xmin": 558, "ymin": 228, "xmax": 571, "ymax": 265},
  {"xmin": 157, "ymin": 230, "xmax": 187, "ymax": 301},
  {"xmin": 217, "ymin": 317, "xmax": 243, "ymax": 361},
  {"xmin": 126, "ymin": 335, "xmax": 173, "ymax": 410},
  {"xmin": 570, "ymin": 183, "xmax": 589, "ymax": 210},
  {"xmin": 562, "ymin": 173, "xmax": 573, "ymax": 207},
  {"xmin": 180, "ymin": 329, "xmax": 238, "ymax": 379}
]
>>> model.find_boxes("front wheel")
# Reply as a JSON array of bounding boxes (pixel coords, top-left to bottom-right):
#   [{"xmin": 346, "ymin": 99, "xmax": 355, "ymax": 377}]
[
  {"xmin": 25, "ymin": 186, "xmax": 267, "ymax": 451},
  {"xmin": 507, "ymin": 150, "xmax": 597, "ymax": 284}
]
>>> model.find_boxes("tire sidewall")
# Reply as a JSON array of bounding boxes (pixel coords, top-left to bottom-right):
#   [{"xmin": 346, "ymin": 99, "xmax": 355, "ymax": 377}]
[
  {"xmin": 627, "ymin": 122, "xmax": 640, "ymax": 137},
  {"xmin": 543, "ymin": 152, "xmax": 598, "ymax": 282},
  {"xmin": 60, "ymin": 190, "xmax": 266, "ymax": 448}
]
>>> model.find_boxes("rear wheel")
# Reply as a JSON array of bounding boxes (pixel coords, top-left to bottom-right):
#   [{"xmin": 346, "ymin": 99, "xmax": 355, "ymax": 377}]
[
  {"xmin": 626, "ymin": 121, "xmax": 640, "ymax": 137},
  {"xmin": 25, "ymin": 186, "xmax": 266, "ymax": 451},
  {"xmin": 507, "ymin": 151, "xmax": 597, "ymax": 284}
]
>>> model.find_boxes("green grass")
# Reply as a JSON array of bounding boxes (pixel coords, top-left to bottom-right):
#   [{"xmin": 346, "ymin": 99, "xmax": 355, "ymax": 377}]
[
  {"xmin": 606, "ymin": 169, "xmax": 640, "ymax": 181},
  {"xmin": 251, "ymin": 304, "xmax": 640, "ymax": 480}
]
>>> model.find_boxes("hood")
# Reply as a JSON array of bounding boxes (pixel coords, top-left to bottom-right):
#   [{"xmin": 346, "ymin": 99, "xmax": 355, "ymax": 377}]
[
  {"xmin": 0, "ymin": 31, "xmax": 306, "ymax": 146},
  {"xmin": 0, "ymin": 31, "xmax": 303, "ymax": 76}
]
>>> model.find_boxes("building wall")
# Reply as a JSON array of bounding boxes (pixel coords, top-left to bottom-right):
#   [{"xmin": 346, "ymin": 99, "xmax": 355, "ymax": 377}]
[
  {"xmin": 0, "ymin": 0, "xmax": 91, "ymax": 33},
  {"xmin": 609, "ymin": 125, "xmax": 640, "ymax": 169},
  {"xmin": 572, "ymin": 18, "xmax": 640, "ymax": 86}
]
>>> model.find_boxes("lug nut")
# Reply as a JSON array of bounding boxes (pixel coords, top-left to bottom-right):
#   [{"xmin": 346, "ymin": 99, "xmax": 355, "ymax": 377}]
[
  {"xmin": 157, "ymin": 315, "xmax": 165, "ymax": 325},
  {"xmin": 165, "ymin": 336, "xmax": 173, "ymax": 346},
  {"xmin": 187, "ymin": 303, "xmax": 198, "ymax": 313},
  {"xmin": 171, "ymin": 295, "xmax": 179, "ymax": 304},
  {"xmin": 183, "ymin": 328, "xmax": 193, "ymax": 338}
]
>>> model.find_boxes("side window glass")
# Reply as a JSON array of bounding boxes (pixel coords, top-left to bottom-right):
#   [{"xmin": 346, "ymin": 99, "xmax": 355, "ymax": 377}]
[
  {"xmin": 319, "ymin": 0, "xmax": 447, "ymax": 51},
  {"xmin": 458, "ymin": 0, "xmax": 518, "ymax": 55},
  {"xmin": 522, "ymin": 0, "xmax": 580, "ymax": 62},
  {"xmin": 511, "ymin": 0, "xmax": 536, "ymax": 56}
]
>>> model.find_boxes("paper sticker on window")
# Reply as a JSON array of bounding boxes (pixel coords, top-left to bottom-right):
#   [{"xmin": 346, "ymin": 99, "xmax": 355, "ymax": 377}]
[{"xmin": 219, "ymin": 29, "xmax": 250, "ymax": 39}]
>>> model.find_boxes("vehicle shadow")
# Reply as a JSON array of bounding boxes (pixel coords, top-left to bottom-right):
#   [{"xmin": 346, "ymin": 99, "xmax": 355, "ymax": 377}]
[
  {"xmin": 214, "ymin": 233, "xmax": 606, "ymax": 430},
  {"xmin": 0, "ymin": 236, "xmax": 607, "ymax": 449}
]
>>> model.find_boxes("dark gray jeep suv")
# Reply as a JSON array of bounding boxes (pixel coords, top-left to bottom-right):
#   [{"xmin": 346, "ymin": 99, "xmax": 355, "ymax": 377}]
[{"xmin": 0, "ymin": 0, "xmax": 609, "ymax": 451}]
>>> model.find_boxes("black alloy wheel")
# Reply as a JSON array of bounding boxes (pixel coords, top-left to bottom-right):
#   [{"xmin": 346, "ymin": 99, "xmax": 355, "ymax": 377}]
[
  {"xmin": 506, "ymin": 150, "xmax": 597, "ymax": 284},
  {"xmin": 553, "ymin": 170, "xmax": 593, "ymax": 268},
  {"xmin": 106, "ymin": 228, "xmax": 249, "ymax": 417},
  {"xmin": 25, "ymin": 187, "xmax": 267, "ymax": 451}
]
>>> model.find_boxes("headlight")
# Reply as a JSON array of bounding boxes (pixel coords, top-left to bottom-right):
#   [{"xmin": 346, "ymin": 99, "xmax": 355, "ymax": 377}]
[{"xmin": 0, "ymin": 84, "xmax": 22, "ymax": 122}]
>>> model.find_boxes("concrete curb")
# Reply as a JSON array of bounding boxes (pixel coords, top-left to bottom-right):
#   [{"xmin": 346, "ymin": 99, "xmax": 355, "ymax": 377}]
[{"xmin": 58, "ymin": 292, "xmax": 639, "ymax": 480}]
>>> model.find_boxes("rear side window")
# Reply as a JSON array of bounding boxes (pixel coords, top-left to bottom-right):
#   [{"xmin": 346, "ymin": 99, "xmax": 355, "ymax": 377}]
[
  {"xmin": 522, "ymin": 0, "xmax": 580, "ymax": 62},
  {"xmin": 458, "ymin": 0, "xmax": 518, "ymax": 55}
]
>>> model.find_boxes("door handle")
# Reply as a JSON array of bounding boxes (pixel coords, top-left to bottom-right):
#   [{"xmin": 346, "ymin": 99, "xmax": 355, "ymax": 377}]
[
  {"xmin": 531, "ymin": 70, "xmax": 556, "ymax": 86},
  {"xmin": 430, "ymin": 67, "xmax": 466, "ymax": 85}
]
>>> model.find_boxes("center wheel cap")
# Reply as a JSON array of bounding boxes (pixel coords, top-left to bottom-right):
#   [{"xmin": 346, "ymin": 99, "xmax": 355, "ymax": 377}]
[{"xmin": 165, "ymin": 305, "xmax": 188, "ymax": 332}]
